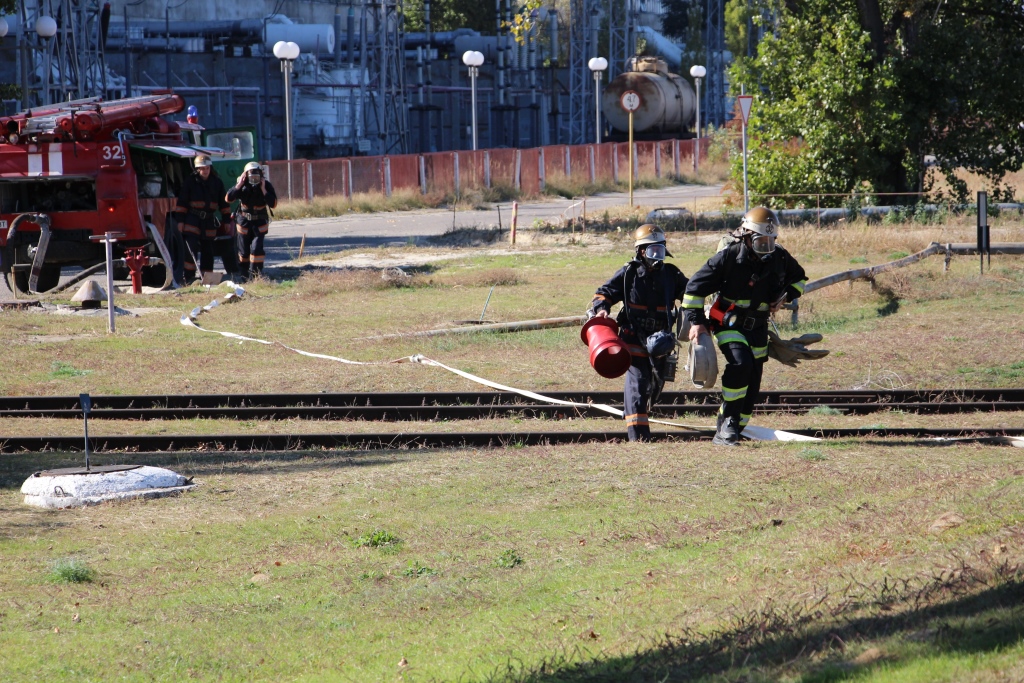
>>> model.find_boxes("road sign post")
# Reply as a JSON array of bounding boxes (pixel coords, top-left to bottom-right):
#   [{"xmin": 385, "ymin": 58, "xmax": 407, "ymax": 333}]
[
  {"xmin": 620, "ymin": 90, "xmax": 641, "ymax": 206},
  {"xmin": 737, "ymin": 94, "xmax": 754, "ymax": 212}
]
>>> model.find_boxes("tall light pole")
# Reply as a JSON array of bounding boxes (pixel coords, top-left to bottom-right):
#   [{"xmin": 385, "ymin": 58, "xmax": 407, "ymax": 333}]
[
  {"xmin": 35, "ymin": 15, "xmax": 57, "ymax": 106},
  {"xmin": 587, "ymin": 57, "xmax": 608, "ymax": 144},
  {"xmin": 273, "ymin": 40, "xmax": 300, "ymax": 199},
  {"xmin": 689, "ymin": 64, "xmax": 706, "ymax": 174},
  {"xmin": 462, "ymin": 50, "xmax": 484, "ymax": 151}
]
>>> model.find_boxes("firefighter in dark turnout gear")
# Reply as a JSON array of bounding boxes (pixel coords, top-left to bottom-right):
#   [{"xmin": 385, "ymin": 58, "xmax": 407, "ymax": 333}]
[
  {"xmin": 173, "ymin": 155, "xmax": 232, "ymax": 284},
  {"xmin": 588, "ymin": 225, "xmax": 688, "ymax": 441},
  {"xmin": 226, "ymin": 162, "xmax": 278, "ymax": 280},
  {"xmin": 683, "ymin": 207, "xmax": 807, "ymax": 446}
]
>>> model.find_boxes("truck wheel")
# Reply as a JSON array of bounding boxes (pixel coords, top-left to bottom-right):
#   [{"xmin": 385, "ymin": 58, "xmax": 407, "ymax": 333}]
[
  {"xmin": 6, "ymin": 265, "xmax": 61, "ymax": 293},
  {"xmin": 4, "ymin": 270, "xmax": 30, "ymax": 295},
  {"xmin": 141, "ymin": 261, "xmax": 169, "ymax": 288},
  {"xmin": 33, "ymin": 265, "xmax": 62, "ymax": 292}
]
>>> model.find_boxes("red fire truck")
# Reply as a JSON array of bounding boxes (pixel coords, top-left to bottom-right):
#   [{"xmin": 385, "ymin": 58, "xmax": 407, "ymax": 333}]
[{"xmin": 0, "ymin": 94, "xmax": 258, "ymax": 294}]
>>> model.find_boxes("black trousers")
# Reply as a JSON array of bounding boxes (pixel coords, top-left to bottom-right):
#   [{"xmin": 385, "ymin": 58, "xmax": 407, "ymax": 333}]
[
  {"xmin": 716, "ymin": 325, "xmax": 769, "ymax": 428},
  {"xmin": 237, "ymin": 222, "xmax": 268, "ymax": 276},
  {"xmin": 181, "ymin": 233, "xmax": 215, "ymax": 282},
  {"xmin": 163, "ymin": 220, "xmax": 186, "ymax": 286},
  {"xmin": 620, "ymin": 328, "xmax": 667, "ymax": 442},
  {"xmin": 624, "ymin": 357, "xmax": 653, "ymax": 442},
  {"xmin": 212, "ymin": 237, "xmax": 239, "ymax": 277}
]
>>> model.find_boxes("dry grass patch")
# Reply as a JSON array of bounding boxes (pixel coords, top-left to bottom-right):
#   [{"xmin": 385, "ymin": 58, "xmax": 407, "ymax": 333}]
[
  {"xmin": 292, "ymin": 265, "xmax": 524, "ymax": 297},
  {"xmin": 274, "ymin": 188, "xmax": 439, "ymax": 219},
  {"xmin": 928, "ymin": 165, "xmax": 1024, "ymax": 199}
]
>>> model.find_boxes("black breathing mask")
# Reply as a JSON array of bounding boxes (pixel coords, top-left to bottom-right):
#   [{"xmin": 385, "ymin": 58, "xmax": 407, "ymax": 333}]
[{"xmin": 641, "ymin": 243, "xmax": 666, "ymax": 270}]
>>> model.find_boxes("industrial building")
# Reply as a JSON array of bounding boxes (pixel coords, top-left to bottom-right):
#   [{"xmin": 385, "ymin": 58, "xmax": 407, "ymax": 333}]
[{"xmin": 0, "ymin": 0, "xmax": 736, "ymax": 161}]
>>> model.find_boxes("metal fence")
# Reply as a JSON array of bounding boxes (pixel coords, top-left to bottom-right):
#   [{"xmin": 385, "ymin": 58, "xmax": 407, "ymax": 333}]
[{"xmin": 264, "ymin": 139, "xmax": 706, "ymax": 202}]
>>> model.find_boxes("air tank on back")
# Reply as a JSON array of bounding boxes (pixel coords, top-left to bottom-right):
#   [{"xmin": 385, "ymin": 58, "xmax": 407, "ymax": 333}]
[{"xmin": 602, "ymin": 57, "xmax": 697, "ymax": 138}]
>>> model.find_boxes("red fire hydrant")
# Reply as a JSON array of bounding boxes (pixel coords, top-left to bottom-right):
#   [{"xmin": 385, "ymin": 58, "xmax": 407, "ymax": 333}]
[
  {"xmin": 580, "ymin": 316, "xmax": 631, "ymax": 379},
  {"xmin": 124, "ymin": 247, "xmax": 149, "ymax": 294}
]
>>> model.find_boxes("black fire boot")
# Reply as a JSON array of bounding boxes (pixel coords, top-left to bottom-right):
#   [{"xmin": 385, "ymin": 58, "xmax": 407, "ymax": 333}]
[{"xmin": 712, "ymin": 415, "xmax": 742, "ymax": 446}]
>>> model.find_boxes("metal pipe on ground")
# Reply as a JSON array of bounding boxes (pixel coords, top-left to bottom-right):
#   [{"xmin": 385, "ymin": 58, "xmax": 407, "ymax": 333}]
[
  {"xmin": 357, "ymin": 315, "xmax": 586, "ymax": 340},
  {"xmin": 804, "ymin": 241, "xmax": 1024, "ymax": 295},
  {"xmin": 647, "ymin": 203, "xmax": 1024, "ymax": 226}
]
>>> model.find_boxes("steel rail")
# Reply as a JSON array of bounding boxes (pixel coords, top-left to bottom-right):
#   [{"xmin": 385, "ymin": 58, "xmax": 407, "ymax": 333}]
[
  {"xmin": 2, "ymin": 428, "xmax": 1023, "ymax": 454},
  {"xmin": 1, "ymin": 390, "xmax": 1023, "ymax": 420},
  {"xmin": 2, "ymin": 400, "xmax": 1024, "ymax": 421},
  {"xmin": 1, "ymin": 389, "xmax": 1023, "ymax": 411}
]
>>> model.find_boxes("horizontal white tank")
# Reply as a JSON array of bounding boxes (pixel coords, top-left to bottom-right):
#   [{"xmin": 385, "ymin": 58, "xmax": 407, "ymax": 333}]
[{"xmin": 603, "ymin": 58, "xmax": 696, "ymax": 134}]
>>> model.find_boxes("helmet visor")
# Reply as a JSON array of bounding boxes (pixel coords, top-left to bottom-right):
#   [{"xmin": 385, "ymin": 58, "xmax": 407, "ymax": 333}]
[
  {"xmin": 247, "ymin": 172, "xmax": 262, "ymax": 185},
  {"xmin": 751, "ymin": 234, "xmax": 776, "ymax": 255},
  {"xmin": 643, "ymin": 243, "xmax": 666, "ymax": 261}
]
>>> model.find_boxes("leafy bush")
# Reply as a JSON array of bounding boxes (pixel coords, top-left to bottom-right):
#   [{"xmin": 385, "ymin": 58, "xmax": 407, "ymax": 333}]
[
  {"xmin": 352, "ymin": 530, "xmax": 401, "ymax": 549},
  {"xmin": 48, "ymin": 558, "xmax": 95, "ymax": 584},
  {"xmin": 402, "ymin": 561, "xmax": 437, "ymax": 577},
  {"xmin": 494, "ymin": 549, "xmax": 524, "ymax": 569}
]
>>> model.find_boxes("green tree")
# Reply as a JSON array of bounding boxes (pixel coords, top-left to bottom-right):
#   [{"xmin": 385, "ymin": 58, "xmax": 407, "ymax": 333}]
[
  {"xmin": 678, "ymin": 0, "xmax": 704, "ymax": 85},
  {"xmin": 730, "ymin": 0, "xmax": 1024, "ymax": 205},
  {"xmin": 724, "ymin": 0, "xmax": 760, "ymax": 58},
  {"xmin": 403, "ymin": 0, "xmax": 496, "ymax": 34},
  {"xmin": 662, "ymin": 0, "xmax": 691, "ymax": 40}
]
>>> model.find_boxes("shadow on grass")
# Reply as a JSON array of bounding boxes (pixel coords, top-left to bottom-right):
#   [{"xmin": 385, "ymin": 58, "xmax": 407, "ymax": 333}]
[
  {"xmin": 0, "ymin": 449, "xmax": 406, "ymax": 489},
  {"xmin": 486, "ymin": 560, "xmax": 1024, "ymax": 683}
]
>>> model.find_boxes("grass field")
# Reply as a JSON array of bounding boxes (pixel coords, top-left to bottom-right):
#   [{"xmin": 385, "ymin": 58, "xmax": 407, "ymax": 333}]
[{"xmin": 1, "ymin": 207, "xmax": 1023, "ymax": 682}]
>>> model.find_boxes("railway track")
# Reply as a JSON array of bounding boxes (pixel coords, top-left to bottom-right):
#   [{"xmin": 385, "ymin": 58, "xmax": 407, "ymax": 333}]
[
  {"xmin": 1, "ymin": 389, "xmax": 1022, "ymax": 421},
  {"xmin": 3, "ymin": 389, "xmax": 1021, "ymax": 454},
  {"xmin": 2, "ymin": 428, "xmax": 1024, "ymax": 454}
]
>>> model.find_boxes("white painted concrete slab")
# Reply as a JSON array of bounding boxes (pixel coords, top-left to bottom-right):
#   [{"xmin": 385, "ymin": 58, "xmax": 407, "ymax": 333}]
[{"xmin": 22, "ymin": 466, "xmax": 195, "ymax": 509}]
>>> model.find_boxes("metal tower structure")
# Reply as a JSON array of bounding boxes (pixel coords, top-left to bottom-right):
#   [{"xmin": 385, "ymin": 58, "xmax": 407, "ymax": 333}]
[
  {"xmin": 567, "ymin": 0, "xmax": 597, "ymax": 144},
  {"xmin": 19, "ymin": 0, "xmax": 116, "ymax": 107},
  {"xmin": 362, "ymin": 0, "xmax": 409, "ymax": 155},
  {"xmin": 704, "ymin": 0, "xmax": 727, "ymax": 128},
  {"xmin": 607, "ymin": 0, "xmax": 636, "ymax": 80}
]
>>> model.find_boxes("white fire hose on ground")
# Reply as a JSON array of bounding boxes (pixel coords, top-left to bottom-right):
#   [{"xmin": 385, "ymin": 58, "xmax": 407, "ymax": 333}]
[{"xmin": 181, "ymin": 285, "xmax": 818, "ymax": 442}]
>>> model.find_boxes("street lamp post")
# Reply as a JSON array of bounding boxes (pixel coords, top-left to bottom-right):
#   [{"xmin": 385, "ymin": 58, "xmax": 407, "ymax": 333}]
[
  {"xmin": 587, "ymin": 57, "xmax": 608, "ymax": 145},
  {"xmin": 462, "ymin": 50, "xmax": 484, "ymax": 151},
  {"xmin": 689, "ymin": 64, "xmax": 706, "ymax": 174},
  {"xmin": 35, "ymin": 15, "xmax": 57, "ymax": 106},
  {"xmin": 273, "ymin": 40, "xmax": 300, "ymax": 198}
]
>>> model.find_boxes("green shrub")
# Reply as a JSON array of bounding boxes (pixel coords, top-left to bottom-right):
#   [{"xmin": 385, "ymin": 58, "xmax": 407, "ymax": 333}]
[
  {"xmin": 48, "ymin": 558, "xmax": 95, "ymax": 584},
  {"xmin": 50, "ymin": 361, "xmax": 90, "ymax": 379},
  {"xmin": 352, "ymin": 530, "xmax": 401, "ymax": 549},
  {"xmin": 494, "ymin": 549, "xmax": 524, "ymax": 569},
  {"xmin": 402, "ymin": 561, "xmax": 436, "ymax": 577}
]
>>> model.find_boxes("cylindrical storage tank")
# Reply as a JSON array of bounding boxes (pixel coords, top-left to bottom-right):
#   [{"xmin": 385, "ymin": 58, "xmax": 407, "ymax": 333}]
[
  {"xmin": 602, "ymin": 60, "xmax": 696, "ymax": 135},
  {"xmin": 264, "ymin": 24, "xmax": 335, "ymax": 55}
]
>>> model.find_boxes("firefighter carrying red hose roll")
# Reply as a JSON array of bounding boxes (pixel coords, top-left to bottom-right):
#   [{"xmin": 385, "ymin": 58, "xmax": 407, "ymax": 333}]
[{"xmin": 587, "ymin": 225, "xmax": 689, "ymax": 442}]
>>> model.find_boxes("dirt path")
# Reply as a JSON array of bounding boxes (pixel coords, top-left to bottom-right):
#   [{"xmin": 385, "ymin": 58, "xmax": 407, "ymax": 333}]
[{"xmin": 262, "ymin": 184, "xmax": 722, "ymax": 265}]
